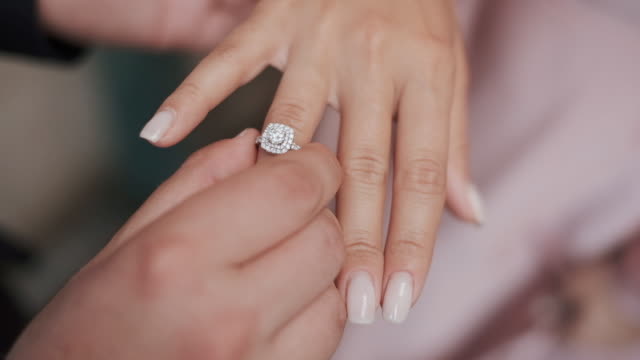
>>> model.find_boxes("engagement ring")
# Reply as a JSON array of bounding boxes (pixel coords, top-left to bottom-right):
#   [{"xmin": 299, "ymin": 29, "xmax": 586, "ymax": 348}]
[{"xmin": 256, "ymin": 123, "xmax": 301, "ymax": 155}]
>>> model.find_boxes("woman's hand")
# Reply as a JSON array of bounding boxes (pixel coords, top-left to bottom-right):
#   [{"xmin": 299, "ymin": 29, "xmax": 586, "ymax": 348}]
[
  {"xmin": 9, "ymin": 132, "xmax": 347, "ymax": 360},
  {"xmin": 39, "ymin": 0, "xmax": 257, "ymax": 51},
  {"xmin": 142, "ymin": 0, "xmax": 483, "ymax": 324}
]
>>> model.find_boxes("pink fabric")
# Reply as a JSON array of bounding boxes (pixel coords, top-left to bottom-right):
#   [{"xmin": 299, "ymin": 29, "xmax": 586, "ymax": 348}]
[
  {"xmin": 477, "ymin": 331, "xmax": 640, "ymax": 360},
  {"xmin": 313, "ymin": 1, "xmax": 640, "ymax": 358}
]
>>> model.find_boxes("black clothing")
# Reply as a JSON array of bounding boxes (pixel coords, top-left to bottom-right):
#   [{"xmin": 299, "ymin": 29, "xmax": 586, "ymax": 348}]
[{"xmin": 0, "ymin": 0, "xmax": 84, "ymax": 61}]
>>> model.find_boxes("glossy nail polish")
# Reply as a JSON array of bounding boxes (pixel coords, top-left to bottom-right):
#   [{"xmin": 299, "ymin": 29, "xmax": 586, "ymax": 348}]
[
  {"xmin": 235, "ymin": 128, "xmax": 251, "ymax": 138},
  {"xmin": 347, "ymin": 271, "xmax": 377, "ymax": 324},
  {"xmin": 140, "ymin": 110, "xmax": 175, "ymax": 143},
  {"xmin": 383, "ymin": 272, "xmax": 413, "ymax": 324},
  {"xmin": 468, "ymin": 184, "xmax": 486, "ymax": 225}
]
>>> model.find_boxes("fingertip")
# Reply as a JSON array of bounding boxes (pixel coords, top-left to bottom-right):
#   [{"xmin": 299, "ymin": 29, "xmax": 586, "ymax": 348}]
[
  {"xmin": 181, "ymin": 131, "xmax": 259, "ymax": 182},
  {"xmin": 382, "ymin": 272, "xmax": 414, "ymax": 324},
  {"xmin": 345, "ymin": 270, "xmax": 378, "ymax": 325},
  {"xmin": 467, "ymin": 184, "xmax": 486, "ymax": 225},
  {"xmin": 140, "ymin": 109, "xmax": 177, "ymax": 146},
  {"xmin": 446, "ymin": 170, "xmax": 485, "ymax": 226},
  {"xmin": 235, "ymin": 128, "xmax": 255, "ymax": 139},
  {"xmin": 232, "ymin": 127, "xmax": 259, "ymax": 149},
  {"xmin": 336, "ymin": 246, "xmax": 384, "ymax": 324},
  {"xmin": 220, "ymin": 128, "xmax": 261, "ymax": 168}
]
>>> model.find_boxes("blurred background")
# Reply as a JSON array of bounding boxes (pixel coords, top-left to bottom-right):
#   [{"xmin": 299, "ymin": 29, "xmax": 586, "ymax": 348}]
[{"xmin": 0, "ymin": 48, "xmax": 280, "ymax": 353}]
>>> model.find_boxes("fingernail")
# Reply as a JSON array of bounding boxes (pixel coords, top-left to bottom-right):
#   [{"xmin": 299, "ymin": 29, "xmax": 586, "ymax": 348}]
[
  {"xmin": 347, "ymin": 271, "xmax": 377, "ymax": 324},
  {"xmin": 383, "ymin": 272, "xmax": 413, "ymax": 324},
  {"xmin": 140, "ymin": 110, "xmax": 175, "ymax": 143},
  {"xmin": 468, "ymin": 184, "xmax": 486, "ymax": 225},
  {"xmin": 235, "ymin": 128, "xmax": 251, "ymax": 138}
]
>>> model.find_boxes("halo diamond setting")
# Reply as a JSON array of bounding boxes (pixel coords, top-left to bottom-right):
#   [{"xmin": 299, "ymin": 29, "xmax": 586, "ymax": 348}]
[{"xmin": 256, "ymin": 123, "xmax": 301, "ymax": 155}]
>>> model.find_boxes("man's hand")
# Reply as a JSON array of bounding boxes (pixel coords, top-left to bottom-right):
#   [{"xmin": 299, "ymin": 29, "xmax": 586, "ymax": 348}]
[
  {"xmin": 38, "ymin": 0, "xmax": 257, "ymax": 51},
  {"xmin": 8, "ymin": 130, "xmax": 346, "ymax": 360}
]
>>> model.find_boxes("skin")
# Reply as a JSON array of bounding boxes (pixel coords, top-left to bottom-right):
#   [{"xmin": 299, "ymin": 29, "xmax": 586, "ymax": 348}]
[
  {"xmin": 39, "ymin": 0, "xmax": 477, "ymax": 319},
  {"xmin": 38, "ymin": 0, "xmax": 257, "ymax": 51},
  {"xmin": 150, "ymin": 0, "xmax": 474, "ymax": 317},
  {"xmin": 8, "ymin": 132, "xmax": 347, "ymax": 360}
]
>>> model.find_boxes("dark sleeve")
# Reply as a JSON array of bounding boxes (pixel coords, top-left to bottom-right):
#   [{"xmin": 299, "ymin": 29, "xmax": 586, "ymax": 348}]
[{"xmin": 0, "ymin": 0, "xmax": 85, "ymax": 61}]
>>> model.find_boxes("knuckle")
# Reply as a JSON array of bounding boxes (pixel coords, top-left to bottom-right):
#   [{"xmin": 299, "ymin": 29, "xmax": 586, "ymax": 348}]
[
  {"xmin": 211, "ymin": 39, "xmax": 243, "ymax": 65},
  {"xmin": 344, "ymin": 230, "xmax": 384, "ymax": 264},
  {"xmin": 267, "ymin": 100, "xmax": 309, "ymax": 135},
  {"xmin": 409, "ymin": 41, "xmax": 455, "ymax": 83},
  {"xmin": 387, "ymin": 231, "xmax": 431, "ymax": 259},
  {"xmin": 174, "ymin": 81, "xmax": 205, "ymax": 106},
  {"xmin": 423, "ymin": 34, "xmax": 456, "ymax": 57},
  {"xmin": 270, "ymin": 160, "xmax": 323, "ymax": 207},
  {"xmin": 397, "ymin": 156, "xmax": 446, "ymax": 198},
  {"xmin": 316, "ymin": 0, "xmax": 340, "ymax": 17},
  {"xmin": 208, "ymin": 39, "xmax": 260, "ymax": 85},
  {"xmin": 134, "ymin": 234, "xmax": 191, "ymax": 296},
  {"xmin": 353, "ymin": 13, "xmax": 393, "ymax": 58},
  {"xmin": 343, "ymin": 150, "xmax": 388, "ymax": 188},
  {"xmin": 449, "ymin": 139, "xmax": 469, "ymax": 160},
  {"xmin": 425, "ymin": 42, "xmax": 456, "ymax": 76}
]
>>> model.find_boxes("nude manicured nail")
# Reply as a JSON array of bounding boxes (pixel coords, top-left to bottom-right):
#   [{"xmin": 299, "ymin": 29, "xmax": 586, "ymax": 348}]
[
  {"xmin": 383, "ymin": 272, "xmax": 413, "ymax": 324},
  {"xmin": 347, "ymin": 271, "xmax": 377, "ymax": 324},
  {"xmin": 468, "ymin": 184, "xmax": 486, "ymax": 225},
  {"xmin": 235, "ymin": 128, "xmax": 251, "ymax": 138},
  {"xmin": 140, "ymin": 110, "xmax": 175, "ymax": 143}
]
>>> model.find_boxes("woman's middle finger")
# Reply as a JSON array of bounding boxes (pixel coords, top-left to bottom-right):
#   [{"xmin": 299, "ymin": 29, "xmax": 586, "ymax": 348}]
[
  {"xmin": 337, "ymin": 61, "xmax": 395, "ymax": 324},
  {"xmin": 383, "ymin": 51, "xmax": 456, "ymax": 323}
]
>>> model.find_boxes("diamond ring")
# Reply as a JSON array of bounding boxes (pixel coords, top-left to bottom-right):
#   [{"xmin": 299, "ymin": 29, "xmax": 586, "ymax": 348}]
[{"xmin": 256, "ymin": 123, "xmax": 301, "ymax": 155}]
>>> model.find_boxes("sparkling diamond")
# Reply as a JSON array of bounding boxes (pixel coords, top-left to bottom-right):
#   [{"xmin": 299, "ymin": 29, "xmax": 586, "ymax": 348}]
[
  {"xmin": 269, "ymin": 130, "xmax": 286, "ymax": 144},
  {"xmin": 260, "ymin": 123, "xmax": 297, "ymax": 154}
]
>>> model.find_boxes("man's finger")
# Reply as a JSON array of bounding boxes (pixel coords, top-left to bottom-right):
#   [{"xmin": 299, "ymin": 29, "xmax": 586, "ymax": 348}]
[
  {"xmin": 242, "ymin": 210, "xmax": 344, "ymax": 334},
  {"xmin": 268, "ymin": 287, "xmax": 346, "ymax": 360},
  {"xmin": 112, "ymin": 129, "xmax": 259, "ymax": 247},
  {"xmin": 140, "ymin": 143, "xmax": 342, "ymax": 264}
]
